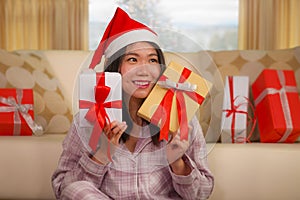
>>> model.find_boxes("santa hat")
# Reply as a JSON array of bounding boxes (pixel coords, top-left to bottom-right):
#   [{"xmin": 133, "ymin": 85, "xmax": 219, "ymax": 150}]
[{"xmin": 89, "ymin": 7, "xmax": 160, "ymax": 69}]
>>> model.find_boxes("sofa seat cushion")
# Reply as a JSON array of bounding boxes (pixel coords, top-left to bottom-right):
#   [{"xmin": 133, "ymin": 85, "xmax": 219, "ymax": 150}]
[{"xmin": 0, "ymin": 134, "xmax": 65, "ymax": 199}]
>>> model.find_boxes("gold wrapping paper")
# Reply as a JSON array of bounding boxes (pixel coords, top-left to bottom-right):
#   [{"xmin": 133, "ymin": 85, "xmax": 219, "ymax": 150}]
[{"xmin": 138, "ymin": 61, "xmax": 211, "ymax": 135}]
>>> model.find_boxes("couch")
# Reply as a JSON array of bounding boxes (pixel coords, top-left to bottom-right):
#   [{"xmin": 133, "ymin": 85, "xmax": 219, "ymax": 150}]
[{"xmin": 0, "ymin": 47, "xmax": 300, "ymax": 200}]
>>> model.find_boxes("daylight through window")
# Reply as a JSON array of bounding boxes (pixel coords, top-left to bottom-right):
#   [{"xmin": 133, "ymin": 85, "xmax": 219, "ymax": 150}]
[{"xmin": 89, "ymin": 0, "xmax": 238, "ymax": 51}]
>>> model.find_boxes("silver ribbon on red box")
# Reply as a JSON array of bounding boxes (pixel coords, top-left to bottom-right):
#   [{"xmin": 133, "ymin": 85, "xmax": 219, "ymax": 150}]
[
  {"xmin": 0, "ymin": 89, "xmax": 43, "ymax": 136},
  {"xmin": 254, "ymin": 70, "xmax": 298, "ymax": 142}
]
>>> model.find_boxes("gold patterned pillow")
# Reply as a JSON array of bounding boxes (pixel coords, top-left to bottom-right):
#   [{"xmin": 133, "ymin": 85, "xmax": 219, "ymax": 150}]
[{"xmin": 0, "ymin": 49, "xmax": 72, "ymax": 134}]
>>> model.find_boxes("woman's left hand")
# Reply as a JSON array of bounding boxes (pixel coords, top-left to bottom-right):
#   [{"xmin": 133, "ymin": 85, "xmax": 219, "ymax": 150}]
[{"xmin": 166, "ymin": 127, "xmax": 192, "ymax": 175}]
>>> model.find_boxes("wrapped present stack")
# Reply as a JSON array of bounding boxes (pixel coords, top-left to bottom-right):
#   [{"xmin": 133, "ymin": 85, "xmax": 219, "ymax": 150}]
[
  {"xmin": 79, "ymin": 69, "xmax": 122, "ymax": 152},
  {"xmin": 138, "ymin": 61, "xmax": 211, "ymax": 141},
  {"xmin": 0, "ymin": 88, "xmax": 43, "ymax": 136},
  {"xmin": 252, "ymin": 69, "xmax": 300, "ymax": 143},
  {"xmin": 220, "ymin": 76, "xmax": 250, "ymax": 143}
]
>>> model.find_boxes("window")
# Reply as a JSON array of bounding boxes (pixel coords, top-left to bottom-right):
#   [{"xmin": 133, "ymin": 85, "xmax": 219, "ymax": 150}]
[{"xmin": 89, "ymin": 0, "xmax": 238, "ymax": 51}]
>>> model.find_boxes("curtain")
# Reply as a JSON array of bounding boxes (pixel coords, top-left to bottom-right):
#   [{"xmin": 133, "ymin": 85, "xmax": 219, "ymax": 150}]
[
  {"xmin": 238, "ymin": 0, "xmax": 300, "ymax": 50},
  {"xmin": 0, "ymin": 0, "xmax": 88, "ymax": 51}
]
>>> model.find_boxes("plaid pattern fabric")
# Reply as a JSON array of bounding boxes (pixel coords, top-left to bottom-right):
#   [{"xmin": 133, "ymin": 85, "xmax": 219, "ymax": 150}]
[{"xmin": 52, "ymin": 115, "xmax": 214, "ymax": 200}]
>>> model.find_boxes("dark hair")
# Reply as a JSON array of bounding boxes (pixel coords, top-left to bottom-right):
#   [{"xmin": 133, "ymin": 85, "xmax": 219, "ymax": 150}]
[{"xmin": 104, "ymin": 42, "xmax": 166, "ymax": 145}]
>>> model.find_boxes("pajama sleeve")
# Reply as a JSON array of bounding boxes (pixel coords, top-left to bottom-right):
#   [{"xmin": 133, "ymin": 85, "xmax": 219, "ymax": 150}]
[
  {"xmin": 170, "ymin": 117, "xmax": 214, "ymax": 200},
  {"xmin": 51, "ymin": 115, "xmax": 109, "ymax": 199}
]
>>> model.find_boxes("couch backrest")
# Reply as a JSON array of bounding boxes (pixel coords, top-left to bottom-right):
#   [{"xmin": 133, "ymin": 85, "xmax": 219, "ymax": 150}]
[{"xmin": 1, "ymin": 47, "xmax": 300, "ymax": 140}]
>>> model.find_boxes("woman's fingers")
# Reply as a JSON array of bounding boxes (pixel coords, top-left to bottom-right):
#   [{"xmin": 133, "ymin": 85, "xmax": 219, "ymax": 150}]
[
  {"xmin": 104, "ymin": 121, "xmax": 127, "ymax": 144},
  {"xmin": 110, "ymin": 121, "xmax": 127, "ymax": 135},
  {"xmin": 166, "ymin": 127, "xmax": 193, "ymax": 164},
  {"xmin": 115, "ymin": 122, "xmax": 127, "ymax": 138}
]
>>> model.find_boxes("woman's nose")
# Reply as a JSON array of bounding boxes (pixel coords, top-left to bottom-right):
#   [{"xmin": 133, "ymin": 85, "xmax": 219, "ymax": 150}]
[{"xmin": 136, "ymin": 62, "xmax": 149, "ymax": 75}]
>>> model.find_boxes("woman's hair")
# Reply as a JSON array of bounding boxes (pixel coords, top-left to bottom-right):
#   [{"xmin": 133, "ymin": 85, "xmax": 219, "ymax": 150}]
[{"xmin": 104, "ymin": 42, "xmax": 165, "ymax": 145}]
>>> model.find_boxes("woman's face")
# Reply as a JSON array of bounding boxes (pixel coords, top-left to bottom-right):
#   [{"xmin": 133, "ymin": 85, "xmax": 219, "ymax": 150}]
[{"xmin": 120, "ymin": 42, "xmax": 161, "ymax": 99}]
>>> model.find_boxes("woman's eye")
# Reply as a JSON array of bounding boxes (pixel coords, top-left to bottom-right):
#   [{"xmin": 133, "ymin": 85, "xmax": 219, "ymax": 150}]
[
  {"xmin": 150, "ymin": 58, "xmax": 158, "ymax": 63},
  {"xmin": 127, "ymin": 57, "xmax": 137, "ymax": 62}
]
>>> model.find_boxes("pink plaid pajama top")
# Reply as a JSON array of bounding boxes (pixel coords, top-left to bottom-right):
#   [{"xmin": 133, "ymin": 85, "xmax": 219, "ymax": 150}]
[{"xmin": 52, "ymin": 116, "xmax": 214, "ymax": 200}]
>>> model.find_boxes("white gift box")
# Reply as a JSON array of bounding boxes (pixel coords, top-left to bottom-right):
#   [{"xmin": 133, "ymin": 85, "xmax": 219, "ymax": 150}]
[
  {"xmin": 221, "ymin": 76, "xmax": 249, "ymax": 143},
  {"xmin": 79, "ymin": 69, "xmax": 122, "ymax": 128}
]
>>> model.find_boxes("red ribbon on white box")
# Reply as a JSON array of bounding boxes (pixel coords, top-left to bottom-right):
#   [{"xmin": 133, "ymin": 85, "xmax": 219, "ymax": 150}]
[
  {"xmin": 254, "ymin": 70, "xmax": 298, "ymax": 142},
  {"xmin": 0, "ymin": 89, "xmax": 43, "ymax": 136},
  {"xmin": 222, "ymin": 76, "xmax": 257, "ymax": 143},
  {"xmin": 223, "ymin": 76, "xmax": 248, "ymax": 143},
  {"xmin": 79, "ymin": 72, "xmax": 122, "ymax": 153}
]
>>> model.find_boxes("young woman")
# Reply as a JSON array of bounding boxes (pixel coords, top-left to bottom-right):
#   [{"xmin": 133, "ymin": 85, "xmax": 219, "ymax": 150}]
[{"xmin": 52, "ymin": 7, "xmax": 214, "ymax": 200}]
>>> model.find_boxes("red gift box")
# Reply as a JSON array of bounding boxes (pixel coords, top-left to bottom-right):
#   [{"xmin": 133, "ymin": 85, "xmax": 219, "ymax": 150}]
[
  {"xmin": 252, "ymin": 69, "xmax": 300, "ymax": 143},
  {"xmin": 0, "ymin": 89, "xmax": 35, "ymax": 136}
]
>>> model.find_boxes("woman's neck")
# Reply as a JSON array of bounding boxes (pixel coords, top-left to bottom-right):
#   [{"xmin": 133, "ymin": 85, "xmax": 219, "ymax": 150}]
[
  {"xmin": 123, "ymin": 94, "xmax": 146, "ymax": 152},
  {"xmin": 124, "ymin": 94, "xmax": 144, "ymax": 126}
]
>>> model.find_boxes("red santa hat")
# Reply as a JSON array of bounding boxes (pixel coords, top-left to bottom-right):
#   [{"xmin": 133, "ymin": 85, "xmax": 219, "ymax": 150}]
[{"xmin": 89, "ymin": 7, "xmax": 160, "ymax": 69}]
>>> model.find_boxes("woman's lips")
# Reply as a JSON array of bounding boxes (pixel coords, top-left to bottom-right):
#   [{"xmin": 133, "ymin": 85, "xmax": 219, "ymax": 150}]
[{"xmin": 133, "ymin": 80, "xmax": 151, "ymax": 88}]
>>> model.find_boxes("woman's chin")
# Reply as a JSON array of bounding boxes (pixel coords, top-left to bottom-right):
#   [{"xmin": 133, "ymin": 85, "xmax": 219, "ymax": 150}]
[{"xmin": 132, "ymin": 90, "xmax": 151, "ymax": 99}]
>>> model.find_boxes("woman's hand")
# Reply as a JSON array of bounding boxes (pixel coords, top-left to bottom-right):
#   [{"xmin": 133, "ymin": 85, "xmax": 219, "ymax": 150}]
[
  {"xmin": 91, "ymin": 121, "xmax": 127, "ymax": 165},
  {"xmin": 103, "ymin": 121, "xmax": 127, "ymax": 146},
  {"xmin": 166, "ymin": 127, "xmax": 192, "ymax": 175}
]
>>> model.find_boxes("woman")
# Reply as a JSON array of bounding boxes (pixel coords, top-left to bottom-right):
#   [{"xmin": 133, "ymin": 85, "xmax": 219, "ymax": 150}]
[{"xmin": 52, "ymin": 7, "xmax": 214, "ymax": 200}]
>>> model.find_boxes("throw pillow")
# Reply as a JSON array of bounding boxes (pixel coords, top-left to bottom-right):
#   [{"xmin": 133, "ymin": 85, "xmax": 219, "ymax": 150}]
[{"xmin": 0, "ymin": 49, "xmax": 72, "ymax": 134}]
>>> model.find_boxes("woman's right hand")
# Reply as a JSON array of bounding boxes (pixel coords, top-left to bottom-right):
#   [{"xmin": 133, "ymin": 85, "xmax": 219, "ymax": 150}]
[
  {"xmin": 91, "ymin": 121, "xmax": 127, "ymax": 165},
  {"xmin": 103, "ymin": 121, "xmax": 127, "ymax": 146}
]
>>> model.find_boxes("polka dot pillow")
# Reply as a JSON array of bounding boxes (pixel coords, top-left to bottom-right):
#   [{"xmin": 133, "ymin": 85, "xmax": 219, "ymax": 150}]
[{"xmin": 0, "ymin": 49, "xmax": 72, "ymax": 134}]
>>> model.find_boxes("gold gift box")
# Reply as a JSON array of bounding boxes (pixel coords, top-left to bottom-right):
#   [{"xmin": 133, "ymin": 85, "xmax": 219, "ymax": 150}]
[{"xmin": 138, "ymin": 61, "xmax": 211, "ymax": 136}]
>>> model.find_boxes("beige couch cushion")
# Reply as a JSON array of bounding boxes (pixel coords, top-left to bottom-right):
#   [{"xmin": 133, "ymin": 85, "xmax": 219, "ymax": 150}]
[{"xmin": 0, "ymin": 134, "xmax": 64, "ymax": 199}]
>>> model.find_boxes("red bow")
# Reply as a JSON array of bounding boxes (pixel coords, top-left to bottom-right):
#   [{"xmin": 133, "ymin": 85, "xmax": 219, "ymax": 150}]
[
  {"xmin": 79, "ymin": 73, "xmax": 122, "ymax": 152},
  {"xmin": 151, "ymin": 68, "xmax": 204, "ymax": 141}
]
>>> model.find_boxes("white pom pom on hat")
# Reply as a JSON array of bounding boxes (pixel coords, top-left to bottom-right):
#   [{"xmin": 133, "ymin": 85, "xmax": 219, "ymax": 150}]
[{"xmin": 89, "ymin": 7, "xmax": 160, "ymax": 69}]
